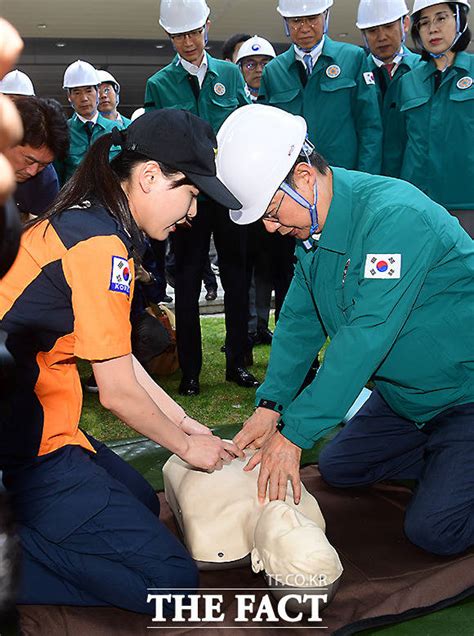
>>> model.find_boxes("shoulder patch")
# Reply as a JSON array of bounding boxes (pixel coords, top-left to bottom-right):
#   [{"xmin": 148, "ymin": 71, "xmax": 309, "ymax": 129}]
[
  {"xmin": 364, "ymin": 254, "xmax": 401, "ymax": 279},
  {"xmin": 109, "ymin": 255, "xmax": 131, "ymax": 296},
  {"xmin": 363, "ymin": 71, "xmax": 376, "ymax": 86}
]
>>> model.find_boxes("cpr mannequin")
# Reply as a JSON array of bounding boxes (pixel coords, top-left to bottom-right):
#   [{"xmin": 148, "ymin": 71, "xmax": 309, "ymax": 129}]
[{"xmin": 163, "ymin": 451, "xmax": 343, "ymax": 588}]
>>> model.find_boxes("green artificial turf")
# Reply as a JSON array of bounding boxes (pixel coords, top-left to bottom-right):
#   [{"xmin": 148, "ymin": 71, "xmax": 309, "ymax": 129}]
[{"xmin": 79, "ymin": 315, "xmax": 269, "ymax": 440}]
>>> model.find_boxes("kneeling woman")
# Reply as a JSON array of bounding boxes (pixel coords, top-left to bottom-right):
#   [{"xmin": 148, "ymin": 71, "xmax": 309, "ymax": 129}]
[
  {"xmin": 0, "ymin": 110, "xmax": 242, "ymax": 614},
  {"xmin": 394, "ymin": 0, "xmax": 474, "ymax": 235}
]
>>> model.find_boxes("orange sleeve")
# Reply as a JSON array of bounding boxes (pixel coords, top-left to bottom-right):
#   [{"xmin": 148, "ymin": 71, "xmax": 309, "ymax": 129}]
[{"xmin": 62, "ymin": 234, "xmax": 135, "ymax": 361}]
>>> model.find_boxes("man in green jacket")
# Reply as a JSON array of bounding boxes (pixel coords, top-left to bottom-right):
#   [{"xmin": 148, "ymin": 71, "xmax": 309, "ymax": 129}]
[
  {"xmin": 356, "ymin": 0, "xmax": 421, "ymax": 176},
  {"xmin": 259, "ymin": 0, "xmax": 382, "ymax": 174},
  {"xmin": 216, "ymin": 104, "xmax": 474, "ymax": 557},
  {"xmin": 144, "ymin": 0, "xmax": 256, "ymax": 396},
  {"xmin": 57, "ymin": 60, "xmax": 118, "ymax": 184}
]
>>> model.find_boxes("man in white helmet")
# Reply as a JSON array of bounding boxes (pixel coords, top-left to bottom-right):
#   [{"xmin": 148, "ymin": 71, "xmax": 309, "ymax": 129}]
[
  {"xmin": 259, "ymin": 0, "xmax": 382, "ymax": 174},
  {"xmin": 356, "ymin": 0, "xmax": 421, "ymax": 177},
  {"xmin": 144, "ymin": 0, "xmax": 257, "ymax": 396},
  {"xmin": 0, "ymin": 69, "xmax": 35, "ymax": 96},
  {"xmin": 235, "ymin": 35, "xmax": 277, "ymax": 101},
  {"xmin": 57, "ymin": 59, "xmax": 118, "ymax": 184},
  {"xmin": 217, "ymin": 104, "xmax": 474, "ymax": 557},
  {"xmin": 97, "ymin": 69, "xmax": 131, "ymax": 128}
]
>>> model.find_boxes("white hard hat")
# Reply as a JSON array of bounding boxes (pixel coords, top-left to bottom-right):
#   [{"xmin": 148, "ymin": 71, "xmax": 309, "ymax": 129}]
[
  {"xmin": 63, "ymin": 60, "xmax": 100, "ymax": 90},
  {"xmin": 412, "ymin": 0, "xmax": 470, "ymax": 14},
  {"xmin": 277, "ymin": 0, "xmax": 334, "ymax": 18},
  {"xmin": 131, "ymin": 107, "xmax": 145, "ymax": 122},
  {"xmin": 159, "ymin": 0, "xmax": 210, "ymax": 34},
  {"xmin": 0, "ymin": 69, "xmax": 35, "ymax": 96},
  {"xmin": 216, "ymin": 105, "xmax": 307, "ymax": 225},
  {"xmin": 97, "ymin": 69, "xmax": 120, "ymax": 93},
  {"xmin": 235, "ymin": 36, "xmax": 277, "ymax": 64},
  {"xmin": 356, "ymin": 0, "xmax": 409, "ymax": 29}
]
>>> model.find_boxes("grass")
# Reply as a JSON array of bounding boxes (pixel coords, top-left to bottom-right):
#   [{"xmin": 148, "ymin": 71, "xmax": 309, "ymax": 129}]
[{"xmin": 79, "ymin": 315, "xmax": 272, "ymax": 441}]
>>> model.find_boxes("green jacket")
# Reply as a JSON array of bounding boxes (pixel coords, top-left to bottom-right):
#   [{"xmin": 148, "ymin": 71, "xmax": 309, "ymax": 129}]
[
  {"xmin": 393, "ymin": 52, "xmax": 474, "ymax": 210},
  {"xmin": 367, "ymin": 46, "xmax": 421, "ymax": 177},
  {"xmin": 259, "ymin": 38, "xmax": 383, "ymax": 174},
  {"xmin": 144, "ymin": 53, "xmax": 250, "ymax": 133},
  {"xmin": 256, "ymin": 168, "xmax": 474, "ymax": 449},
  {"xmin": 56, "ymin": 113, "xmax": 119, "ymax": 185}
]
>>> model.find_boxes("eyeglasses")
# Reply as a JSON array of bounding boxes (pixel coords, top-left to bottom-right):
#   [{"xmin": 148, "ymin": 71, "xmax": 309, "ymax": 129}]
[
  {"xmin": 286, "ymin": 15, "xmax": 322, "ymax": 31},
  {"xmin": 99, "ymin": 85, "xmax": 114, "ymax": 96},
  {"xmin": 262, "ymin": 191, "xmax": 286, "ymax": 222},
  {"xmin": 416, "ymin": 11, "xmax": 456, "ymax": 32},
  {"xmin": 242, "ymin": 59, "xmax": 270, "ymax": 71},
  {"xmin": 170, "ymin": 26, "xmax": 205, "ymax": 43}
]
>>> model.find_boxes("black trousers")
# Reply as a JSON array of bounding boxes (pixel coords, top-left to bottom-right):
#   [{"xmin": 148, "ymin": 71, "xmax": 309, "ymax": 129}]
[{"xmin": 172, "ymin": 199, "xmax": 248, "ymax": 378}]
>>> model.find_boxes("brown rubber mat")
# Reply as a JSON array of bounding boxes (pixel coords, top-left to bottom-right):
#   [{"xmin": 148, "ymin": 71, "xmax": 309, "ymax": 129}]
[{"xmin": 19, "ymin": 466, "xmax": 474, "ymax": 635}]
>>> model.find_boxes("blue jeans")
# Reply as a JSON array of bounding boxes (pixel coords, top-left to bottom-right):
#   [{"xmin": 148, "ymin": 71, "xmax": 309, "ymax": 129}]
[
  {"xmin": 319, "ymin": 390, "xmax": 474, "ymax": 556},
  {"xmin": 5, "ymin": 436, "xmax": 198, "ymax": 614}
]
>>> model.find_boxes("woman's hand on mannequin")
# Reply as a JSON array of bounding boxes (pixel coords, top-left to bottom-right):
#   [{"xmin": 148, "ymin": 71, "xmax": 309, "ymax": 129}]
[
  {"xmin": 180, "ymin": 434, "xmax": 244, "ymax": 472},
  {"xmin": 244, "ymin": 431, "xmax": 302, "ymax": 505},
  {"xmin": 233, "ymin": 408, "xmax": 280, "ymax": 450}
]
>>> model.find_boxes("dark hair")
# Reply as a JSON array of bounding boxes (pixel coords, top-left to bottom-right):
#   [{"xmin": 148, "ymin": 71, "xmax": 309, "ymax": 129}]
[
  {"xmin": 13, "ymin": 96, "xmax": 69, "ymax": 161},
  {"xmin": 26, "ymin": 134, "xmax": 192, "ymax": 257},
  {"xmin": 222, "ymin": 33, "xmax": 251, "ymax": 60},
  {"xmin": 285, "ymin": 150, "xmax": 330, "ymax": 186},
  {"xmin": 411, "ymin": 2, "xmax": 471, "ymax": 59}
]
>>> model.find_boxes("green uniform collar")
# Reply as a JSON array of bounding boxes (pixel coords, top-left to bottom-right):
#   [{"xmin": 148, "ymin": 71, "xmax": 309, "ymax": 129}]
[
  {"xmin": 317, "ymin": 167, "xmax": 352, "ymax": 255},
  {"xmin": 69, "ymin": 112, "xmax": 112, "ymax": 131},
  {"xmin": 368, "ymin": 45, "xmax": 419, "ymax": 73},
  {"xmin": 172, "ymin": 52, "xmax": 218, "ymax": 83},
  {"xmin": 281, "ymin": 37, "xmax": 339, "ymax": 72},
  {"xmin": 420, "ymin": 51, "xmax": 472, "ymax": 82}
]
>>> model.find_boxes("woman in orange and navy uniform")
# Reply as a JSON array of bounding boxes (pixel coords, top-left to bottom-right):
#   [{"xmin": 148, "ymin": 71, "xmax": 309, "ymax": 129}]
[{"xmin": 0, "ymin": 109, "xmax": 243, "ymax": 614}]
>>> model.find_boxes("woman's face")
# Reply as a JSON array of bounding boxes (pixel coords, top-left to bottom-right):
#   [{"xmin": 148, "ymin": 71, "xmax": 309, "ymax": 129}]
[
  {"xmin": 417, "ymin": 3, "xmax": 457, "ymax": 54},
  {"xmin": 127, "ymin": 161, "xmax": 199, "ymax": 241}
]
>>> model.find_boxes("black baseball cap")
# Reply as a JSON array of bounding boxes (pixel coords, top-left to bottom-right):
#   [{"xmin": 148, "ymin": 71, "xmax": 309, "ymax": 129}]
[{"xmin": 113, "ymin": 109, "xmax": 241, "ymax": 210}]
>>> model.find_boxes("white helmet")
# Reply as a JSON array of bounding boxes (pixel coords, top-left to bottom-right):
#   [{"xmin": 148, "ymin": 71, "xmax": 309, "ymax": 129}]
[
  {"xmin": 131, "ymin": 107, "xmax": 145, "ymax": 122},
  {"xmin": 216, "ymin": 105, "xmax": 307, "ymax": 225},
  {"xmin": 97, "ymin": 69, "xmax": 120, "ymax": 93},
  {"xmin": 412, "ymin": 0, "xmax": 470, "ymax": 14},
  {"xmin": 277, "ymin": 0, "xmax": 333, "ymax": 18},
  {"xmin": 63, "ymin": 60, "xmax": 100, "ymax": 90},
  {"xmin": 357, "ymin": 0, "xmax": 409, "ymax": 29},
  {"xmin": 159, "ymin": 0, "xmax": 210, "ymax": 34},
  {"xmin": 0, "ymin": 69, "xmax": 35, "ymax": 96},
  {"xmin": 235, "ymin": 36, "xmax": 277, "ymax": 64}
]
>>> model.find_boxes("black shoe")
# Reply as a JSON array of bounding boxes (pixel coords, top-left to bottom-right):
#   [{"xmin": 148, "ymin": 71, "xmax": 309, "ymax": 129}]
[
  {"xmin": 220, "ymin": 343, "xmax": 226, "ymax": 353},
  {"xmin": 254, "ymin": 327, "xmax": 273, "ymax": 346},
  {"xmin": 226, "ymin": 367, "xmax": 260, "ymax": 388},
  {"xmin": 205, "ymin": 288, "xmax": 217, "ymax": 302},
  {"xmin": 83, "ymin": 373, "xmax": 99, "ymax": 394},
  {"xmin": 179, "ymin": 378, "xmax": 200, "ymax": 396},
  {"xmin": 162, "ymin": 294, "xmax": 173, "ymax": 303}
]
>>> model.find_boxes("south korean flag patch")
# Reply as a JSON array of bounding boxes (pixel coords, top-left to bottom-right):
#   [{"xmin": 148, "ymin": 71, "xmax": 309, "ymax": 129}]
[
  {"xmin": 109, "ymin": 255, "xmax": 131, "ymax": 296},
  {"xmin": 363, "ymin": 71, "xmax": 376, "ymax": 86},
  {"xmin": 364, "ymin": 254, "xmax": 401, "ymax": 279}
]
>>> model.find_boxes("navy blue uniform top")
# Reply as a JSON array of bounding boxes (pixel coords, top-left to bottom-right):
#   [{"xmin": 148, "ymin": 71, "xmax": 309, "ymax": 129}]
[{"xmin": 14, "ymin": 164, "xmax": 59, "ymax": 216}]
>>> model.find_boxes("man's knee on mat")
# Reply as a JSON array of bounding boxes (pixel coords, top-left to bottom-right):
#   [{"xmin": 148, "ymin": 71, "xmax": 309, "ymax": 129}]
[
  {"xmin": 318, "ymin": 448, "xmax": 372, "ymax": 488},
  {"xmin": 404, "ymin": 510, "xmax": 473, "ymax": 556}
]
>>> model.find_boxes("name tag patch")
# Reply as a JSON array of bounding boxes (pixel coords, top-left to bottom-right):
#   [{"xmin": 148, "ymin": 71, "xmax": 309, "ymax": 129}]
[
  {"xmin": 109, "ymin": 255, "xmax": 131, "ymax": 296},
  {"xmin": 364, "ymin": 254, "xmax": 401, "ymax": 279},
  {"xmin": 363, "ymin": 71, "xmax": 376, "ymax": 85}
]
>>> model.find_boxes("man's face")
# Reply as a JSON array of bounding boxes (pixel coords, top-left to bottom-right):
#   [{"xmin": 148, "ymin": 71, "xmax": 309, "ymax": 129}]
[
  {"xmin": 98, "ymin": 82, "xmax": 118, "ymax": 115},
  {"xmin": 170, "ymin": 21, "xmax": 209, "ymax": 65},
  {"xmin": 262, "ymin": 189, "xmax": 313, "ymax": 240},
  {"xmin": 363, "ymin": 17, "xmax": 408, "ymax": 62},
  {"xmin": 68, "ymin": 86, "xmax": 98, "ymax": 119},
  {"xmin": 4, "ymin": 143, "xmax": 54, "ymax": 183},
  {"xmin": 287, "ymin": 13, "xmax": 325, "ymax": 50},
  {"xmin": 240, "ymin": 55, "xmax": 272, "ymax": 90}
]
